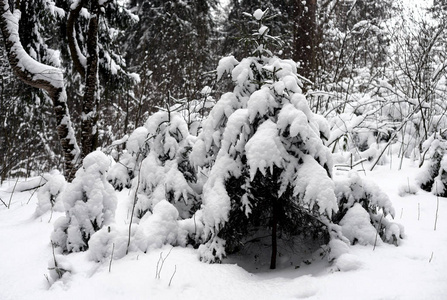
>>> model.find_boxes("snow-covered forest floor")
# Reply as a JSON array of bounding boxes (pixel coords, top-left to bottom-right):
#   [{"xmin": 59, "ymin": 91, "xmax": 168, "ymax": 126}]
[{"xmin": 1, "ymin": 156, "xmax": 446, "ymax": 300}]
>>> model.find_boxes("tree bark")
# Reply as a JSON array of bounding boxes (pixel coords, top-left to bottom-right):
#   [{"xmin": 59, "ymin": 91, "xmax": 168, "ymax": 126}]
[
  {"xmin": 0, "ymin": 1, "xmax": 80, "ymax": 181},
  {"xmin": 293, "ymin": 0, "xmax": 317, "ymax": 81},
  {"xmin": 270, "ymin": 199, "xmax": 278, "ymax": 270},
  {"xmin": 81, "ymin": 0, "xmax": 100, "ymax": 156}
]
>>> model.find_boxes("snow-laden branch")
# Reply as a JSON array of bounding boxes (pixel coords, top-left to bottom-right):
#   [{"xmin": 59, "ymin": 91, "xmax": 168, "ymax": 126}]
[
  {"xmin": 0, "ymin": 2, "xmax": 64, "ymax": 89},
  {"xmin": 0, "ymin": 0, "xmax": 80, "ymax": 180}
]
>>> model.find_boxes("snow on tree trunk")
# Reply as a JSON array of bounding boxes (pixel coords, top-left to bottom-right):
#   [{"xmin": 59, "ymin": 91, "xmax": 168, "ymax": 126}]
[
  {"xmin": 67, "ymin": 0, "xmax": 86, "ymax": 79},
  {"xmin": 0, "ymin": 1, "xmax": 80, "ymax": 181}
]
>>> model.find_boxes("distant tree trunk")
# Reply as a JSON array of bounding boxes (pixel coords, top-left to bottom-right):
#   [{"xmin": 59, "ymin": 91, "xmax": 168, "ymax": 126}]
[
  {"xmin": 293, "ymin": 0, "xmax": 317, "ymax": 81},
  {"xmin": 0, "ymin": 0, "xmax": 80, "ymax": 181},
  {"xmin": 270, "ymin": 198, "xmax": 278, "ymax": 270},
  {"xmin": 81, "ymin": 0, "xmax": 100, "ymax": 156}
]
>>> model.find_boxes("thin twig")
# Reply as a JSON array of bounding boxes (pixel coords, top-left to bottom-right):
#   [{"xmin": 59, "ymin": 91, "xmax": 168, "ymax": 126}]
[
  {"xmin": 156, "ymin": 247, "xmax": 174, "ymax": 279},
  {"xmin": 48, "ymin": 207, "xmax": 53, "ymax": 223},
  {"xmin": 434, "ymin": 191, "xmax": 439, "ymax": 231},
  {"xmin": 27, "ymin": 176, "xmax": 44, "ymax": 204},
  {"xmin": 155, "ymin": 252, "xmax": 163, "ymax": 279},
  {"xmin": 109, "ymin": 243, "xmax": 115, "ymax": 273},
  {"xmin": 373, "ymin": 214, "xmax": 384, "ymax": 251},
  {"xmin": 168, "ymin": 265, "xmax": 177, "ymax": 287},
  {"xmin": 8, "ymin": 177, "xmax": 19, "ymax": 209},
  {"xmin": 429, "ymin": 251, "xmax": 434, "ymax": 263},
  {"xmin": 126, "ymin": 160, "xmax": 143, "ymax": 255},
  {"xmin": 0, "ymin": 197, "xmax": 7, "ymax": 208}
]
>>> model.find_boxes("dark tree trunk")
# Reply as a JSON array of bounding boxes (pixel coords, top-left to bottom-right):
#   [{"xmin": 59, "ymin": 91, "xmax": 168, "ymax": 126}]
[
  {"xmin": 293, "ymin": 0, "xmax": 317, "ymax": 81},
  {"xmin": 81, "ymin": 0, "xmax": 100, "ymax": 157},
  {"xmin": 270, "ymin": 198, "xmax": 278, "ymax": 270},
  {"xmin": 0, "ymin": 1, "xmax": 79, "ymax": 181}
]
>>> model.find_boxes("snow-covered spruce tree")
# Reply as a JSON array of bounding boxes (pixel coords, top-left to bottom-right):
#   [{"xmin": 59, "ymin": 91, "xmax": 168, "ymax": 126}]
[
  {"xmin": 416, "ymin": 134, "xmax": 447, "ymax": 196},
  {"xmin": 333, "ymin": 171, "xmax": 404, "ymax": 246},
  {"xmin": 52, "ymin": 151, "xmax": 117, "ymax": 253},
  {"xmin": 195, "ymin": 9, "xmax": 343, "ymax": 269}
]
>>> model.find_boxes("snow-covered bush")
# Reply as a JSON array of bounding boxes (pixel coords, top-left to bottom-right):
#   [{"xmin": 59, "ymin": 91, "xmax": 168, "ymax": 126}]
[
  {"xmin": 416, "ymin": 135, "xmax": 447, "ymax": 196},
  {"xmin": 131, "ymin": 110, "xmax": 199, "ymax": 221},
  {"xmin": 134, "ymin": 200, "xmax": 189, "ymax": 252},
  {"xmin": 88, "ymin": 224, "xmax": 136, "ymax": 262},
  {"xmin": 333, "ymin": 171, "xmax": 404, "ymax": 246},
  {"xmin": 194, "ymin": 9, "xmax": 345, "ymax": 269},
  {"xmin": 107, "ymin": 126, "xmax": 148, "ymax": 191},
  {"xmin": 108, "ymin": 105, "xmax": 199, "ymax": 222},
  {"xmin": 88, "ymin": 202, "xmax": 205, "ymax": 262},
  {"xmin": 35, "ymin": 170, "xmax": 66, "ymax": 217},
  {"xmin": 51, "ymin": 151, "xmax": 117, "ymax": 253}
]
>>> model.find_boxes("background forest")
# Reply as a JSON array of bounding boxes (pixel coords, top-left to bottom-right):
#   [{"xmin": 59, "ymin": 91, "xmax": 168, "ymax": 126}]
[{"xmin": 1, "ymin": 0, "xmax": 446, "ymax": 182}]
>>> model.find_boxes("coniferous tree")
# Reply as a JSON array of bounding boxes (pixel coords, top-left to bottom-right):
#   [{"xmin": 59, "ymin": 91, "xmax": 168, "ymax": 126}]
[{"xmin": 195, "ymin": 10, "xmax": 343, "ymax": 269}]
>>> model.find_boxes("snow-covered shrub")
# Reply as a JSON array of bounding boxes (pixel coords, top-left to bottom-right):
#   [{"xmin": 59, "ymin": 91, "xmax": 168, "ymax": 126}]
[
  {"xmin": 51, "ymin": 151, "xmax": 117, "ymax": 253},
  {"xmin": 88, "ymin": 224, "xmax": 136, "ymax": 262},
  {"xmin": 100, "ymin": 104, "xmax": 202, "ymax": 258},
  {"xmin": 194, "ymin": 10, "xmax": 344, "ymax": 268},
  {"xmin": 327, "ymin": 113, "xmax": 390, "ymax": 168},
  {"xmin": 35, "ymin": 170, "xmax": 66, "ymax": 217},
  {"xmin": 416, "ymin": 135, "xmax": 447, "ymax": 196},
  {"xmin": 107, "ymin": 152, "xmax": 134, "ymax": 191},
  {"xmin": 134, "ymin": 200, "xmax": 189, "ymax": 252},
  {"xmin": 333, "ymin": 171, "xmax": 404, "ymax": 246},
  {"xmin": 339, "ymin": 203, "xmax": 381, "ymax": 246},
  {"xmin": 88, "ymin": 202, "xmax": 205, "ymax": 262},
  {"xmin": 107, "ymin": 126, "xmax": 148, "ymax": 191},
  {"xmin": 131, "ymin": 110, "xmax": 199, "ymax": 221}
]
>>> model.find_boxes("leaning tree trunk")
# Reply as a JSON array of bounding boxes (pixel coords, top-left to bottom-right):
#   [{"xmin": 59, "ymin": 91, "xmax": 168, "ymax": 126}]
[{"xmin": 0, "ymin": 1, "xmax": 80, "ymax": 181}]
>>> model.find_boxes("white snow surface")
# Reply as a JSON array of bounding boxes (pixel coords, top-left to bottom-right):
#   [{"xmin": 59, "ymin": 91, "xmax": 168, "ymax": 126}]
[
  {"xmin": 1, "ymin": 156, "xmax": 447, "ymax": 299},
  {"xmin": 0, "ymin": 159, "xmax": 447, "ymax": 300}
]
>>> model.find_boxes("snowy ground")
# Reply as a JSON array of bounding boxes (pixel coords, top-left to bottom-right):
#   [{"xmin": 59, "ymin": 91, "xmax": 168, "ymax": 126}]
[{"xmin": 1, "ymin": 156, "xmax": 447, "ymax": 300}]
